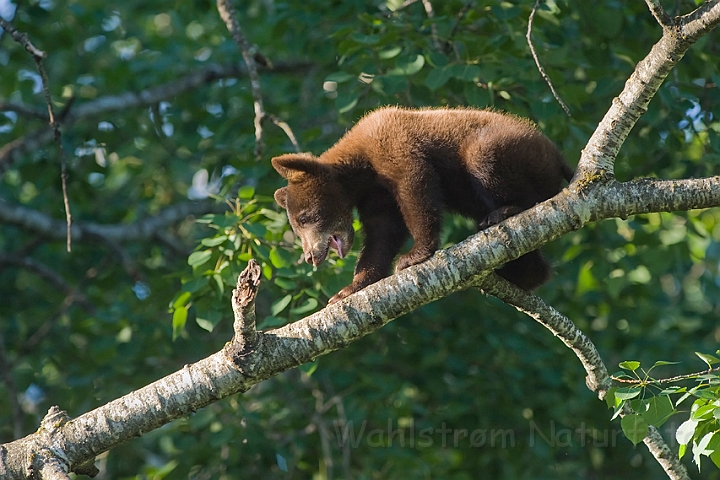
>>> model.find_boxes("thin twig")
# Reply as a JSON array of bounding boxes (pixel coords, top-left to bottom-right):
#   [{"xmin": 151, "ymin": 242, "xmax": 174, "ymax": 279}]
[
  {"xmin": 267, "ymin": 114, "xmax": 301, "ymax": 153},
  {"xmin": 448, "ymin": 2, "xmax": 472, "ymax": 40},
  {"xmin": 611, "ymin": 366, "xmax": 720, "ymax": 385},
  {"xmin": 526, "ymin": 0, "xmax": 571, "ymax": 117},
  {"xmin": 0, "ymin": 17, "xmax": 73, "ymax": 251},
  {"xmin": 216, "ymin": 0, "xmax": 266, "ymax": 161}
]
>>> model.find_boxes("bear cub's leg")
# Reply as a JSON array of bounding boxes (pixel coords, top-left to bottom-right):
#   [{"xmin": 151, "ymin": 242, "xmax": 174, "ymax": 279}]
[
  {"xmin": 479, "ymin": 205, "xmax": 551, "ymax": 291},
  {"xmin": 392, "ymin": 165, "xmax": 444, "ymax": 273},
  {"xmin": 329, "ymin": 189, "xmax": 410, "ymax": 304}
]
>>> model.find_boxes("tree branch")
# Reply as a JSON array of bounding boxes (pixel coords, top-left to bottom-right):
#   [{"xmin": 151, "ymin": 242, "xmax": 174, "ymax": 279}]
[
  {"xmin": 217, "ymin": 0, "xmax": 266, "ymax": 161},
  {"xmin": 478, "ymin": 273, "xmax": 691, "ymax": 480},
  {"xmin": 0, "ymin": 17, "xmax": 73, "ymax": 251},
  {"xmin": 2, "ymin": 166, "xmax": 718, "ymax": 476},
  {"xmin": 644, "ymin": 0, "xmax": 673, "ymax": 28},
  {"xmin": 576, "ymin": 1, "xmax": 720, "ymax": 177},
  {"xmin": 0, "ymin": 62, "xmax": 310, "ymax": 172},
  {"xmin": 0, "ymin": 101, "xmax": 49, "ymax": 120},
  {"xmin": 0, "ymin": 255, "xmax": 94, "ymax": 313},
  {"xmin": 0, "ymin": 200, "xmax": 227, "ymax": 243},
  {"xmin": 479, "ymin": 274, "xmax": 610, "ymax": 395}
]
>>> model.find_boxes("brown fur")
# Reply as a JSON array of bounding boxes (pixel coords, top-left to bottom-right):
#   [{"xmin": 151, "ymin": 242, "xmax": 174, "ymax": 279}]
[{"xmin": 272, "ymin": 107, "xmax": 573, "ymax": 303}]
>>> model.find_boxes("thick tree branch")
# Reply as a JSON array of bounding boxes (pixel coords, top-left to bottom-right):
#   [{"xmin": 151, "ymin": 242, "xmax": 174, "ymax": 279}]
[
  {"xmin": 479, "ymin": 274, "xmax": 611, "ymax": 395},
  {"xmin": 0, "ymin": 200, "xmax": 227, "ymax": 243},
  {"xmin": 2, "ymin": 169, "xmax": 718, "ymax": 476},
  {"xmin": 576, "ymin": 1, "xmax": 720, "ymax": 178}
]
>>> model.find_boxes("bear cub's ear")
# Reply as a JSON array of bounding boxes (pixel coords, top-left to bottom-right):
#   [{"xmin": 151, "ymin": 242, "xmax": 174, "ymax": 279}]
[
  {"xmin": 274, "ymin": 187, "xmax": 288, "ymax": 208},
  {"xmin": 271, "ymin": 153, "xmax": 323, "ymax": 183}
]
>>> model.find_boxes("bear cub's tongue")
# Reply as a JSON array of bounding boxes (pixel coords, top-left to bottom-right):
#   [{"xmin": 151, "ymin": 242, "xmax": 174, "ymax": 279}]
[{"xmin": 329, "ymin": 235, "xmax": 345, "ymax": 259}]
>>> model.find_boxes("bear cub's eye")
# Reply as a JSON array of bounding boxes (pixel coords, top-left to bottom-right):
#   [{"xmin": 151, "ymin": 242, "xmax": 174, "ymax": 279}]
[{"xmin": 298, "ymin": 213, "xmax": 310, "ymax": 225}]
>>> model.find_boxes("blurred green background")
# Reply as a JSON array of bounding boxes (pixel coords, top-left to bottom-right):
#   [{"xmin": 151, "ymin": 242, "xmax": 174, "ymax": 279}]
[{"xmin": 1, "ymin": 0, "xmax": 719, "ymax": 478}]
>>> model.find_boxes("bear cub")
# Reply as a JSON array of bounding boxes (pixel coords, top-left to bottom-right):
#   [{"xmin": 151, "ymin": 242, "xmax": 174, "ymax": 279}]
[{"xmin": 272, "ymin": 107, "xmax": 573, "ymax": 304}]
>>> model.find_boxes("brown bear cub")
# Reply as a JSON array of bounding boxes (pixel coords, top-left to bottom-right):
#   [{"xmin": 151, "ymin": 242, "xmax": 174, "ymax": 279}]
[{"xmin": 272, "ymin": 107, "xmax": 573, "ymax": 304}]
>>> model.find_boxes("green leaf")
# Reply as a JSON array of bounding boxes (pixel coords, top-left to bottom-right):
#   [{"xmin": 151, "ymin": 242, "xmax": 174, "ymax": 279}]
[
  {"xmin": 271, "ymin": 294, "xmax": 292, "ymax": 316},
  {"xmin": 453, "ymin": 64, "xmax": 481, "ymax": 82},
  {"xmin": 378, "ymin": 46, "xmax": 402, "ymax": 60},
  {"xmin": 388, "ymin": 54, "xmax": 425, "ymax": 76},
  {"xmin": 691, "ymin": 404, "xmax": 717, "ymax": 421},
  {"xmin": 325, "ymin": 71, "xmax": 355, "ymax": 83},
  {"xmin": 463, "ymin": 82, "xmax": 489, "ymax": 107},
  {"xmin": 641, "ymin": 395, "xmax": 676, "ymax": 428},
  {"xmin": 711, "ymin": 445, "xmax": 720, "ymax": 469},
  {"xmin": 425, "ymin": 67, "xmax": 452, "ymax": 91},
  {"xmin": 621, "ymin": 413, "xmax": 649, "ymax": 445},
  {"xmin": 269, "ymin": 247, "xmax": 295, "ymax": 269},
  {"xmin": 619, "ymin": 361, "xmax": 641, "ymax": 371},
  {"xmin": 269, "ymin": 247, "xmax": 288, "ymax": 269},
  {"xmin": 615, "ymin": 387, "xmax": 642, "ymax": 400},
  {"xmin": 385, "ymin": 0, "xmax": 404, "ymax": 11},
  {"xmin": 196, "ymin": 309, "xmax": 222, "ymax": 332},
  {"xmin": 274, "ymin": 277, "xmax": 297, "ymax": 290},
  {"xmin": 350, "ymin": 33, "xmax": 380, "ymax": 45},
  {"xmin": 237, "ymin": 185, "xmax": 255, "ymax": 199},
  {"xmin": 336, "ymin": 90, "xmax": 359, "ymax": 114},
  {"xmin": 650, "ymin": 360, "xmax": 681, "ymax": 368},
  {"xmin": 290, "ymin": 298, "xmax": 318, "ymax": 315},
  {"xmin": 201, "ymin": 235, "xmax": 227, "ymax": 247},
  {"xmin": 172, "ymin": 306, "xmax": 188, "ymax": 340},
  {"xmin": 182, "ymin": 276, "xmax": 209, "ymax": 293},
  {"xmin": 188, "ymin": 250, "xmax": 212, "ymax": 267},
  {"xmin": 242, "ymin": 223, "xmax": 267, "ymax": 238},
  {"xmin": 679, "ymin": 443, "xmax": 687, "ymax": 460},
  {"xmin": 172, "ymin": 291, "xmax": 192, "ymax": 309},
  {"xmin": 300, "ymin": 359, "xmax": 319, "ymax": 376},
  {"xmin": 658, "ymin": 386, "xmax": 686, "ymax": 395},
  {"xmin": 605, "ymin": 387, "xmax": 617, "ymax": 408},
  {"xmin": 696, "ymin": 352, "xmax": 720, "ymax": 368}
]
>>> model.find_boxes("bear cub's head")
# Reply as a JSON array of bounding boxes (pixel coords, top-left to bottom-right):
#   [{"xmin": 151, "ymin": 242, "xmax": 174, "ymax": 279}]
[{"xmin": 272, "ymin": 153, "xmax": 354, "ymax": 267}]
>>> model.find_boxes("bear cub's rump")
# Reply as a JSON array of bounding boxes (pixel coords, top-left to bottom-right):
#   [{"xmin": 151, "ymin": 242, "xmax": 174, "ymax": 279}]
[{"xmin": 272, "ymin": 107, "xmax": 573, "ymax": 304}]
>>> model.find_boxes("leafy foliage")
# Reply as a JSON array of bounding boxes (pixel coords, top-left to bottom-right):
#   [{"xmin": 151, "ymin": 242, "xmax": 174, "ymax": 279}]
[
  {"xmin": 609, "ymin": 355, "xmax": 720, "ymax": 470},
  {"xmin": 1, "ymin": 0, "xmax": 720, "ymax": 478}
]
